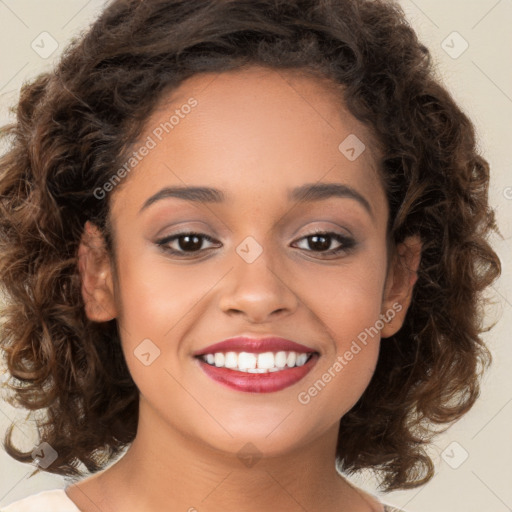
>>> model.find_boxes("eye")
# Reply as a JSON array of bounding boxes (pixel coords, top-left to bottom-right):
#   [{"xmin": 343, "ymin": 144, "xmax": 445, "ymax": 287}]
[
  {"xmin": 155, "ymin": 229, "xmax": 356, "ymax": 258},
  {"xmin": 292, "ymin": 230, "xmax": 356, "ymax": 256},
  {"xmin": 156, "ymin": 231, "xmax": 220, "ymax": 256}
]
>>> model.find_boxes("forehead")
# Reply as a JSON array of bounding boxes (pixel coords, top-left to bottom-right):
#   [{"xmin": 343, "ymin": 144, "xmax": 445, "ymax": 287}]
[
  {"xmin": 111, "ymin": 65, "xmax": 386, "ymax": 220},
  {"xmin": 154, "ymin": 64, "xmax": 381, "ymax": 163}
]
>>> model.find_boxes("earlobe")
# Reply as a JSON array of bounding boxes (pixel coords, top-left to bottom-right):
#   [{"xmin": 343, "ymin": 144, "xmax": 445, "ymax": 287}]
[
  {"xmin": 77, "ymin": 220, "xmax": 117, "ymax": 322},
  {"xmin": 380, "ymin": 235, "xmax": 422, "ymax": 338}
]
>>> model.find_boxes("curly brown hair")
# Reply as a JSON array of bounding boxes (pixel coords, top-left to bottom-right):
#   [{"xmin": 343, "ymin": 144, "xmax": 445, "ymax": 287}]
[{"xmin": 0, "ymin": 0, "xmax": 501, "ymax": 492}]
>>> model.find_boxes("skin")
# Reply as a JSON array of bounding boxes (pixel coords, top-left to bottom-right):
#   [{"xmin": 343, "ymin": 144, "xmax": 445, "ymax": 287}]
[{"xmin": 70, "ymin": 65, "xmax": 421, "ymax": 512}]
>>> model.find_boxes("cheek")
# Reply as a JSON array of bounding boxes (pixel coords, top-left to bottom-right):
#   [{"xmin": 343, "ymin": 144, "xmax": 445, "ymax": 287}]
[
  {"xmin": 114, "ymin": 242, "xmax": 206, "ymax": 318},
  {"xmin": 296, "ymin": 282, "xmax": 383, "ymax": 425},
  {"xmin": 294, "ymin": 250, "xmax": 387, "ymax": 414},
  {"xmin": 112, "ymin": 248, "xmax": 232, "ymax": 382},
  {"xmin": 112, "ymin": 253, "xmax": 214, "ymax": 394},
  {"xmin": 304, "ymin": 248, "xmax": 388, "ymax": 339}
]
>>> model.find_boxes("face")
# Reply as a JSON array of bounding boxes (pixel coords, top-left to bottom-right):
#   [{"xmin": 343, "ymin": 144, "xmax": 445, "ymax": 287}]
[{"xmin": 79, "ymin": 65, "xmax": 420, "ymax": 458}]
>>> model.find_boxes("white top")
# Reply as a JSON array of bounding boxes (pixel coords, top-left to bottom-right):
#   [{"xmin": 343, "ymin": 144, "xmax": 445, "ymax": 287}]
[{"xmin": 0, "ymin": 488, "xmax": 406, "ymax": 512}]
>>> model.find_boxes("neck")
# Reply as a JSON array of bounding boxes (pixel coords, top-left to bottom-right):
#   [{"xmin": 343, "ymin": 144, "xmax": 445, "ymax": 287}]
[{"xmin": 70, "ymin": 396, "xmax": 379, "ymax": 512}]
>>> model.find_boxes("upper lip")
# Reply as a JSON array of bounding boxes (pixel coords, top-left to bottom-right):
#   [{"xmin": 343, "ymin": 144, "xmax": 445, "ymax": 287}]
[{"xmin": 193, "ymin": 336, "xmax": 318, "ymax": 356}]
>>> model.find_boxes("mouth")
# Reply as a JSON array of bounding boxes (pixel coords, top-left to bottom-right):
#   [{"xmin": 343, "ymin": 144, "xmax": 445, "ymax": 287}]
[{"xmin": 194, "ymin": 350, "xmax": 320, "ymax": 393}]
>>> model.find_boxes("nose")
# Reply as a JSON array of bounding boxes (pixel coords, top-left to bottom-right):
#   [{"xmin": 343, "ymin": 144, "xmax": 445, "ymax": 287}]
[{"xmin": 218, "ymin": 245, "xmax": 299, "ymax": 324}]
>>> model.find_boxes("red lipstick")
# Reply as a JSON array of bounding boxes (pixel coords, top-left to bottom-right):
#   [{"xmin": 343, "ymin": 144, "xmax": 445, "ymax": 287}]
[
  {"xmin": 193, "ymin": 336, "xmax": 316, "ymax": 356},
  {"xmin": 193, "ymin": 336, "xmax": 319, "ymax": 393}
]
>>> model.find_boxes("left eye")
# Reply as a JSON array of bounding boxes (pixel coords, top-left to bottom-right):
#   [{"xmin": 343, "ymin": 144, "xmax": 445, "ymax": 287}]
[
  {"xmin": 292, "ymin": 230, "xmax": 355, "ymax": 255},
  {"xmin": 155, "ymin": 230, "xmax": 355, "ymax": 257}
]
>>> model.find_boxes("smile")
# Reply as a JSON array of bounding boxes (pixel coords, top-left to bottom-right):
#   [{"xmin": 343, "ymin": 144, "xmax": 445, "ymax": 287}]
[{"xmin": 195, "ymin": 350, "xmax": 319, "ymax": 393}]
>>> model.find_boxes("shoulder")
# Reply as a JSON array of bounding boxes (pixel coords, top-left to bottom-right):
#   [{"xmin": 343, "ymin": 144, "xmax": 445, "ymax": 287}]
[{"xmin": 0, "ymin": 488, "xmax": 80, "ymax": 512}]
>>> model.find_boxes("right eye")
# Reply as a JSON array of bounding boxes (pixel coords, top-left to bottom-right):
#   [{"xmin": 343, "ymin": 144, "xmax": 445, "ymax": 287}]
[{"xmin": 155, "ymin": 231, "xmax": 221, "ymax": 257}]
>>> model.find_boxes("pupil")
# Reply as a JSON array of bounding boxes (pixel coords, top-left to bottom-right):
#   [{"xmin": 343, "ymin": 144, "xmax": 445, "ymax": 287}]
[
  {"xmin": 310, "ymin": 234, "xmax": 330, "ymax": 251},
  {"xmin": 180, "ymin": 235, "xmax": 202, "ymax": 251}
]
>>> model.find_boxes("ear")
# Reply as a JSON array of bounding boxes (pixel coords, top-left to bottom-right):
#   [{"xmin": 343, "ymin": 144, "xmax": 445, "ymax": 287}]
[
  {"xmin": 77, "ymin": 220, "xmax": 117, "ymax": 322},
  {"xmin": 380, "ymin": 234, "xmax": 422, "ymax": 338}
]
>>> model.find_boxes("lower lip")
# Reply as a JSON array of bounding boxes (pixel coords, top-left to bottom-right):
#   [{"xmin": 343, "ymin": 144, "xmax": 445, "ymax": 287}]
[{"xmin": 195, "ymin": 354, "xmax": 319, "ymax": 393}]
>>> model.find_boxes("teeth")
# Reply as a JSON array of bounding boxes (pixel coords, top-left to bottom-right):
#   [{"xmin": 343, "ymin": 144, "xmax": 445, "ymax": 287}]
[
  {"xmin": 296, "ymin": 353, "xmax": 308, "ymax": 366},
  {"xmin": 286, "ymin": 351, "xmax": 296, "ymax": 367},
  {"xmin": 257, "ymin": 352, "xmax": 275, "ymax": 369},
  {"xmin": 200, "ymin": 350, "xmax": 313, "ymax": 372},
  {"xmin": 238, "ymin": 352, "xmax": 257, "ymax": 370},
  {"xmin": 275, "ymin": 351, "xmax": 287, "ymax": 368},
  {"xmin": 224, "ymin": 352, "xmax": 238, "ymax": 368}
]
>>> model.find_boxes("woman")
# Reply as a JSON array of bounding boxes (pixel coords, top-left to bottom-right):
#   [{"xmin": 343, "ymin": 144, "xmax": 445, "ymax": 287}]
[{"xmin": 0, "ymin": 0, "xmax": 500, "ymax": 510}]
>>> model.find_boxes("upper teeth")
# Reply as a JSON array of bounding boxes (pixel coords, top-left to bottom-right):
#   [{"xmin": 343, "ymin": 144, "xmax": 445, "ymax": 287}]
[{"xmin": 199, "ymin": 351, "xmax": 311, "ymax": 372}]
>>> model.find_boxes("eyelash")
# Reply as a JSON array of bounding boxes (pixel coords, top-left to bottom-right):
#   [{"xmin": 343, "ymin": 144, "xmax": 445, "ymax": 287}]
[{"xmin": 155, "ymin": 229, "xmax": 356, "ymax": 258}]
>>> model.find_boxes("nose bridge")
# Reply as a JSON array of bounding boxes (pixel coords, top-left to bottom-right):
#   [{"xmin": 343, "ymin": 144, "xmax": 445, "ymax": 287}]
[{"xmin": 219, "ymin": 232, "xmax": 298, "ymax": 321}]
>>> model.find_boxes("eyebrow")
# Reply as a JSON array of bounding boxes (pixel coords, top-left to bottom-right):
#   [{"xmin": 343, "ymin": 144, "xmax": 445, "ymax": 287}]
[{"xmin": 139, "ymin": 182, "xmax": 373, "ymax": 218}]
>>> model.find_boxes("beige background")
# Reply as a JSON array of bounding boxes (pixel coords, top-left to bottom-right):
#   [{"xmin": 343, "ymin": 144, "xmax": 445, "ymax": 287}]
[{"xmin": 0, "ymin": 1, "xmax": 511, "ymax": 511}]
